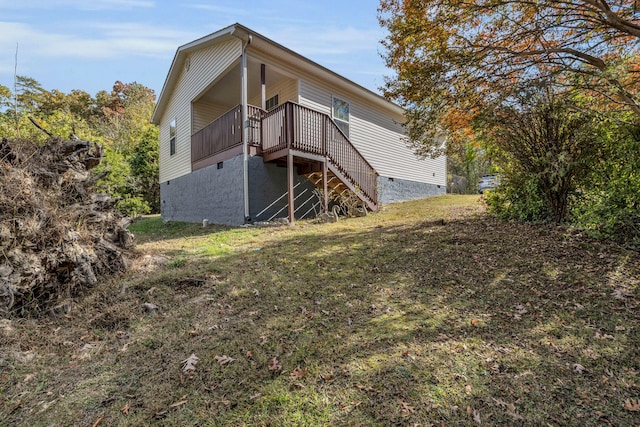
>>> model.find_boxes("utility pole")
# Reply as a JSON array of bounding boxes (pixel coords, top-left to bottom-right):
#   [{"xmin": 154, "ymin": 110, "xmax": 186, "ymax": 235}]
[{"xmin": 14, "ymin": 43, "xmax": 20, "ymax": 138}]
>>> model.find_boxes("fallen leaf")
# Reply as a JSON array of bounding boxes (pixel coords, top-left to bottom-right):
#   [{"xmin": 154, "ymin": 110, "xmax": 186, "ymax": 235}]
[
  {"xmin": 290, "ymin": 366, "xmax": 308, "ymax": 380},
  {"xmin": 492, "ymin": 398, "xmax": 522, "ymax": 420},
  {"xmin": 142, "ymin": 302, "xmax": 159, "ymax": 313},
  {"xmin": 170, "ymin": 400, "xmax": 187, "ymax": 408},
  {"xmin": 79, "ymin": 343, "xmax": 96, "ymax": 352},
  {"xmin": 624, "ymin": 398, "xmax": 640, "ymax": 412},
  {"xmin": 514, "ymin": 303, "xmax": 528, "ymax": 314},
  {"xmin": 594, "ymin": 331, "xmax": 614, "ymax": 340},
  {"xmin": 471, "ymin": 318, "xmax": 480, "ymax": 326},
  {"xmin": 182, "ymin": 354, "xmax": 199, "ymax": 373},
  {"xmin": 354, "ymin": 384, "xmax": 375, "ymax": 392},
  {"xmin": 321, "ymin": 372, "xmax": 334, "ymax": 382},
  {"xmin": 473, "ymin": 409, "xmax": 482, "ymax": 424},
  {"xmin": 573, "ymin": 363, "xmax": 586, "ymax": 374},
  {"xmin": 24, "ymin": 373, "xmax": 35, "ymax": 383},
  {"xmin": 492, "ymin": 398, "xmax": 514, "ymax": 411},
  {"xmin": 397, "ymin": 397, "xmax": 415, "ymax": 414},
  {"xmin": 120, "ymin": 402, "xmax": 130, "ymax": 415},
  {"xmin": 214, "ymin": 355, "xmax": 235, "ymax": 365},
  {"xmin": 612, "ymin": 288, "xmax": 630, "ymax": 300},
  {"xmin": 268, "ymin": 356, "xmax": 281, "ymax": 371}
]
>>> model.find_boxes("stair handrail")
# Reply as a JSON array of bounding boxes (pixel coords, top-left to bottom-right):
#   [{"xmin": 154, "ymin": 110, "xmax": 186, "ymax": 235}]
[{"xmin": 261, "ymin": 101, "xmax": 378, "ymax": 206}]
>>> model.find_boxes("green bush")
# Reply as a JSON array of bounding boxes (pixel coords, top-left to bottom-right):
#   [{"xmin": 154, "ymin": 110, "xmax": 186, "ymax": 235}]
[
  {"xmin": 484, "ymin": 174, "xmax": 549, "ymax": 222},
  {"xmin": 572, "ymin": 127, "xmax": 640, "ymax": 245},
  {"xmin": 115, "ymin": 194, "xmax": 150, "ymax": 218}
]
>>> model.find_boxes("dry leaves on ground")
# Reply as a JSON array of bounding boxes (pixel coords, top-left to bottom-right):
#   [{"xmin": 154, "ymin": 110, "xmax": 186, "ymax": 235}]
[
  {"xmin": 397, "ymin": 397, "xmax": 415, "ymax": 414},
  {"xmin": 181, "ymin": 354, "xmax": 199, "ymax": 373},
  {"xmin": 268, "ymin": 356, "xmax": 281, "ymax": 371},
  {"xmin": 624, "ymin": 398, "xmax": 640, "ymax": 412},
  {"xmin": 290, "ymin": 366, "xmax": 308, "ymax": 380},
  {"xmin": 214, "ymin": 355, "xmax": 235, "ymax": 365}
]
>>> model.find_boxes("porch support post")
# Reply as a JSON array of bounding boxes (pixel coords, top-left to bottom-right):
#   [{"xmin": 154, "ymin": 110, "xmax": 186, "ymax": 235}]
[
  {"xmin": 241, "ymin": 41, "xmax": 250, "ymax": 222},
  {"xmin": 261, "ymin": 64, "xmax": 266, "ymax": 110},
  {"xmin": 322, "ymin": 160, "xmax": 328, "ymax": 213},
  {"xmin": 287, "ymin": 152, "xmax": 295, "ymax": 225}
]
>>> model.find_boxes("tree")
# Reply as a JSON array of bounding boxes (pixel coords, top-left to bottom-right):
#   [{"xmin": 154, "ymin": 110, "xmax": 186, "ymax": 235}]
[
  {"xmin": 0, "ymin": 78, "xmax": 160, "ymax": 216},
  {"xmin": 130, "ymin": 126, "xmax": 160, "ymax": 213},
  {"xmin": 378, "ymin": 0, "xmax": 640, "ymax": 155},
  {"xmin": 95, "ymin": 81, "xmax": 156, "ymax": 155},
  {"xmin": 15, "ymin": 75, "xmax": 46, "ymax": 113},
  {"xmin": 0, "ymin": 84, "xmax": 11, "ymax": 111},
  {"xmin": 481, "ymin": 86, "xmax": 602, "ymax": 223}
]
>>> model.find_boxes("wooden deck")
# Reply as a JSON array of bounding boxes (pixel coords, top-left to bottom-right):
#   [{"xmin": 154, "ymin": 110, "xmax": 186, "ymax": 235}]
[{"xmin": 191, "ymin": 101, "xmax": 378, "ymax": 214}]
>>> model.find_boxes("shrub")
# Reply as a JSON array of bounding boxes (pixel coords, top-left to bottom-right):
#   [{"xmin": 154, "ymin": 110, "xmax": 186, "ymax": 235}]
[
  {"xmin": 484, "ymin": 173, "xmax": 549, "ymax": 222},
  {"xmin": 572, "ymin": 125, "xmax": 640, "ymax": 245}
]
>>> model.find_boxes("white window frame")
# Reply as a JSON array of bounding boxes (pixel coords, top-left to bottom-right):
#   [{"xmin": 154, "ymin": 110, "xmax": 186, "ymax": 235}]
[
  {"xmin": 169, "ymin": 118, "xmax": 176, "ymax": 156},
  {"xmin": 332, "ymin": 96, "xmax": 350, "ymax": 138}
]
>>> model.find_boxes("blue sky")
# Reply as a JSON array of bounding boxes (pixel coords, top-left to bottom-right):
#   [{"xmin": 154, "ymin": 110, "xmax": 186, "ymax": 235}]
[{"xmin": 0, "ymin": 0, "xmax": 390, "ymax": 98}]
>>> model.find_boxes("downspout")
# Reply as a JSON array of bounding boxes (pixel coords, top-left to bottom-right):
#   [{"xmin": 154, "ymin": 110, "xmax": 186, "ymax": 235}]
[{"xmin": 238, "ymin": 33, "xmax": 252, "ymax": 223}]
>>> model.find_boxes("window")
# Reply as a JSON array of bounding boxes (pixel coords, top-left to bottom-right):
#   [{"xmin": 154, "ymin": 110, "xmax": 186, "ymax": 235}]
[
  {"xmin": 169, "ymin": 118, "xmax": 176, "ymax": 156},
  {"xmin": 332, "ymin": 97, "xmax": 350, "ymax": 138},
  {"xmin": 266, "ymin": 94, "xmax": 279, "ymax": 111}
]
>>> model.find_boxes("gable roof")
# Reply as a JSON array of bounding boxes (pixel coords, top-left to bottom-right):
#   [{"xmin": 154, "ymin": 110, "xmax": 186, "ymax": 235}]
[{"xmin": 151, "ymin": 23, "xmax": 403, "ymax": 124}]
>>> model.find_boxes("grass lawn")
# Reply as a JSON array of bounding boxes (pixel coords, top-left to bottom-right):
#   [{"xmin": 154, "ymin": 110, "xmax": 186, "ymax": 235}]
[{"xmin": 1, "ymin": 195, "xmax": 639, "ymax": 426}]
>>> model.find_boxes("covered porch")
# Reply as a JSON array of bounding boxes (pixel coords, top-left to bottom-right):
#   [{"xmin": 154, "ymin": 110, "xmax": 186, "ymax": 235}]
[{"xmin": 189, "ymin": 56, "xmax": 378, "ymax": 224}]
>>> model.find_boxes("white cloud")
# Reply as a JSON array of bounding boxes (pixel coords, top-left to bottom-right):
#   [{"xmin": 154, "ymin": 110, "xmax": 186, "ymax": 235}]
[
  {"xmin": 0, "ymin": 21, "xmax": 195, "ymax": 60},
  {"xmin": 187, "ymin": 3, "xmax": 250, "ymax": 15},
  {"xmin": 265, "ymin": 26, "xmax": 383, "ymax": 56}
]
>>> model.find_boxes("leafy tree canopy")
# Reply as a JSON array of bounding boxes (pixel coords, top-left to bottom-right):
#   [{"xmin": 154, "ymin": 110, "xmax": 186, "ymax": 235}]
[
  {"xmin": 0, "ymin": 78, "xmax": 159, "ymax": 216},
  {"xmin": 378, "ymin": 0, "xmax": 640, "ymax": 155}
]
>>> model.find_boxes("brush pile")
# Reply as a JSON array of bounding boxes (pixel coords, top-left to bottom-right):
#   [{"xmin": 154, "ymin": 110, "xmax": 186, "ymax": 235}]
[{"xmin": 0, "ymin": 136, "xmax": 133, "ymax": 316}]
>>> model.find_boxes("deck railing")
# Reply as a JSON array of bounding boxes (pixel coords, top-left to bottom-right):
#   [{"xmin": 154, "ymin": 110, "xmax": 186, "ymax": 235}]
[
  {"xmin": 191, "ymin": 101, "xmax": 377, "ymax": 207},
  {"xmin": 191, "ymin": 104, "xmax": 263, "ymax": 164},
  {"xmin": 262, "ymin": 102, "xmax": 378, "ymax": 206}
]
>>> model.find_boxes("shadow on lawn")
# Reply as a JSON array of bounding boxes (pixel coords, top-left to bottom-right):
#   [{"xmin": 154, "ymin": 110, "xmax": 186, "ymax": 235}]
[
  {"xmin": 194, "ymin": 216, "xmax": 640, "ymax": 426},
  {"xmin": 3, "ymin": 213, "xmax": 639, "ymax": 426}
]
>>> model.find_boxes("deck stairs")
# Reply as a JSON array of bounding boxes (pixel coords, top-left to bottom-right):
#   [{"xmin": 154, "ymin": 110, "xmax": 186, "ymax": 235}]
[{"xmin": 305, "ymin": 169, "xmax": 370, "ymax": 215}]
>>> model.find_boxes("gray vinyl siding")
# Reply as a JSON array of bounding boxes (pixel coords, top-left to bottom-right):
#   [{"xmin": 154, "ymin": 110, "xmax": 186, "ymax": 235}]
[
  {"xmin": 299, "ymin": 80, "xmax": 446, "ymax": 185},
  {"xmin": 248, "ymin": 76, "xmax": 298, "ymax": 108},
  {"xmin": 159, "ymin": 38, "xmax": 242, "ymax": 183},
  {"xmin": 298, "ymin": 80, "xmax": 331, "ymax": 115}
]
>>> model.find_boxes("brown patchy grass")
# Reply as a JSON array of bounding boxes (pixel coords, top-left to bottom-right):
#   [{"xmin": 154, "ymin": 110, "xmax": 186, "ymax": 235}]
[{"xmin": 1, "ymin": 195, "xmax": 639, "ymax": 426}]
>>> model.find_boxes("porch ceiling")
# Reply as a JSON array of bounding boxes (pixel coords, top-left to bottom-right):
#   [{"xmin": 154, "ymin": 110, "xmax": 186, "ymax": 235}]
[{"xmin": 198, "ymin": 57, "xmax": 290, "ymax": 106}]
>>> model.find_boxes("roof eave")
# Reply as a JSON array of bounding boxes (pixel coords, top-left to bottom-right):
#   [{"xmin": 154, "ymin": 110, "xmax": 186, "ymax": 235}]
[
  {"xmin": 151, "ymin": 23, "xmax": 404, "ymax": 124},
  {"xmin": 151, "ymin": 23, "xmax": 241, "ymax": 124}
]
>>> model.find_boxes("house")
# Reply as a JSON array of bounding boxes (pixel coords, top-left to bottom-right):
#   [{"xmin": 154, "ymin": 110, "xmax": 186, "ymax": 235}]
[{"xmin": 151, "ymin": 23, "xmax": 446, "ymax": 226}]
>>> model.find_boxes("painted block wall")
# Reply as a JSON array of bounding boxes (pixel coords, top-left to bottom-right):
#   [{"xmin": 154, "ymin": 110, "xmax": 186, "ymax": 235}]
[
  {"xmin": 160, "ymin": 155, "xmax": 245, "ymax": 226},
  {"xmin": 377, "ymin": 176, "xmax": 446, "ymax": 204}
]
